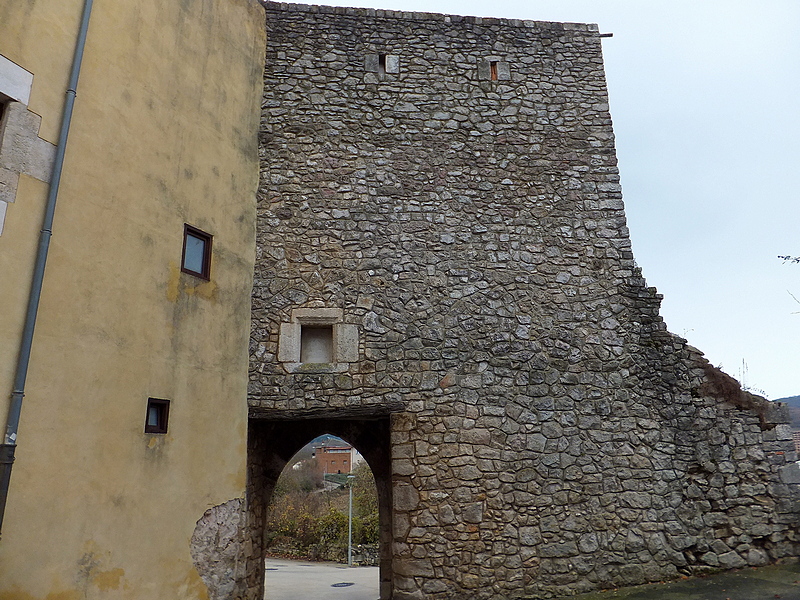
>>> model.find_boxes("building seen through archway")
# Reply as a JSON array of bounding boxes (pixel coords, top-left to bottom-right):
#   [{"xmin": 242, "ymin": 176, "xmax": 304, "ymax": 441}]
[{"xmin": 247, "ymin": 419, "xmax": 394, "ymax": 600}]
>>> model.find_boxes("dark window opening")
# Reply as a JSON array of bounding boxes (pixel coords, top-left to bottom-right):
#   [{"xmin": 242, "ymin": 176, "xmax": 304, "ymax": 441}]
[
  {"xmin": 0, "ymin": 96, "xmax": 9, "ymax": 132},
  {"xmin": 378, "ymin": 54, "xmax": 387, "ymax": 76},
  {"xmin": 181, "ymin": 224, "xmax": 212, "ymax": 280},
  {"xmin": 145, "ymin": 398, "xmax": 170, "ymax": 434},
  {"xmin": 490, "ymin": 61, "xmax": 499, "ymax": 81},
  {"xmin": 300, "ymin": 325, "xmax": 334, "ymax": 363}
]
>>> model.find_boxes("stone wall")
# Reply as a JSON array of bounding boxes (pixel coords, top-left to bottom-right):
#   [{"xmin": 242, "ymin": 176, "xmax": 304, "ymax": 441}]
[
  {"xmin": 191, "ymin": 498, "xmax": 247, "ymax": 600},
  {"xmin": 249, "ymin": 3, "xmax": 800, "ymax": 598}
]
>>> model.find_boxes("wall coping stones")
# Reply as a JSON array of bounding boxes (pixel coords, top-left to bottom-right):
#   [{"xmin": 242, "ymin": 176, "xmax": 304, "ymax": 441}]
[{"xmin": 261, "ymin": 1, "xmax": 600, "ymax": 32}]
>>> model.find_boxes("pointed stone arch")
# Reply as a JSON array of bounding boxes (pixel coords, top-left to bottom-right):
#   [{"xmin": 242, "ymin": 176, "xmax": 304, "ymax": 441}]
[{"xmin": 246, "ymin": 415, "xmax": 393, "ymax": 600}]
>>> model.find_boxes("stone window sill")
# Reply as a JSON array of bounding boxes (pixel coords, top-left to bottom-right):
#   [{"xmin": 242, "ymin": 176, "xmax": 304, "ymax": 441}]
[{"xmin": 283, "ymin": 362, "xmax": 350, "ymax": 374}]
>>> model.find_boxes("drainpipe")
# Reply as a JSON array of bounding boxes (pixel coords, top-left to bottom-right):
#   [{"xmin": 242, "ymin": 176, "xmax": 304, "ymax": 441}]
[{"xmin": 0, "ymin": 0, "xmax": 94, "ymax": 538}]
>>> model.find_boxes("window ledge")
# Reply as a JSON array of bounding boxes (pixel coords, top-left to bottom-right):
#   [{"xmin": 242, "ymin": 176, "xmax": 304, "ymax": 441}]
[{"xmin": 283, "ymin": 362, "xmax": 349, "ymax": 374}]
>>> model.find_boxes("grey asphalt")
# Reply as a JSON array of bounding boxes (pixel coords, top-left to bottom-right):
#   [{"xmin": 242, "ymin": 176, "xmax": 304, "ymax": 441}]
[
  {"xmin": 554, "ymin": 563, "xmax": 800, "ymax": 600},
  {"xmin": 264, "ymin": 559, "xmax": 379, "ymax": 600},
  {"xmin": 263, "ymin": 559, "xmax": 800, "ymax": 600}
]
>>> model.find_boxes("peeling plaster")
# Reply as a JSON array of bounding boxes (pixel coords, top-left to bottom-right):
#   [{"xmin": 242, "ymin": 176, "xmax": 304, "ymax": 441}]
[{"xmin": 190, "ymin": 498, "xmax": 246, "ymax": 600}]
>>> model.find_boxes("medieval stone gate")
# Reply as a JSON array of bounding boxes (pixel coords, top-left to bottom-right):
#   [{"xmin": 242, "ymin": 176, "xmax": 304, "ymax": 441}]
[
  {"xmin": 243, "ymin": 3, "xmax": 800, "ymax": 600},
  {"xmin": 246, "ymin": 414, "xmax": 395, "ymax": 599}
]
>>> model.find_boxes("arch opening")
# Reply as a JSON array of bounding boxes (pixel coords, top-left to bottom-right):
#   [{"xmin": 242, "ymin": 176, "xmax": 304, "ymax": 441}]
[
  {"xmin": 265, "ymin": 434, "xmax": 377, "ymax": 564},
  {"xmin": 246, "ymin": 418, "xmax": 393, "ymax": 600}
]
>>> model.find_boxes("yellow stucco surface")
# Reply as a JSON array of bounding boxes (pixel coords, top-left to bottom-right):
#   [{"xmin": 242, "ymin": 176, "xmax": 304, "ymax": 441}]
[{"xmin": 0, "ymin": 0, "xmax": 265, "ymax": 597}]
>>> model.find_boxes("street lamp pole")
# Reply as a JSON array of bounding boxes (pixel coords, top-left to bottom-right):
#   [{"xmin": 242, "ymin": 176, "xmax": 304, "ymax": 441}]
[{"xmin": 347, "ymin": 474, "xmax": 355, "ymax": 566}]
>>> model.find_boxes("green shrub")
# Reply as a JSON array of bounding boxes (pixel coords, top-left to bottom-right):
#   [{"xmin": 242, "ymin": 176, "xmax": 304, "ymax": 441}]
[{"xmin": 265, "ymin": 458, "xmax": 380, "ymax": 561}]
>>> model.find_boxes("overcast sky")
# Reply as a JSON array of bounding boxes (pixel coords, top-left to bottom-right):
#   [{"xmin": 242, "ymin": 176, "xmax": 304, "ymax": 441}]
[{"xmin": 287, "ymin": 0, "xmax": 799, "ymax": 399}]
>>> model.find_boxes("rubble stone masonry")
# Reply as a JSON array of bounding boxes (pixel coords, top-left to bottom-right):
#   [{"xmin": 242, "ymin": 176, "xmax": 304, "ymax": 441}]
[{"xmin": 249, "ymin": 3, "xmax": 800, "ymax": 598}]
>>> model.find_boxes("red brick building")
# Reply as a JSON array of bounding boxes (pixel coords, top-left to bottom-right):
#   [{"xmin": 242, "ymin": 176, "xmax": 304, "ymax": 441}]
[{"xmin": 312, "ymin": 443, "xmax": 353, "ymax": 475}]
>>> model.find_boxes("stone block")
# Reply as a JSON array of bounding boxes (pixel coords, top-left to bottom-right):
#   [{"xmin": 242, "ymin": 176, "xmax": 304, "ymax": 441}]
[
  {"xmin": 335, "ymin": 323, "xmax": 359, "ymax": 362},
  {"xmin": 395, "ymin": 558, "xmax": 434, "ymax": 577},
  {"xmin": 438, "ymin": 504, "xmax": 456, "ymax": 525},
  {"xmin": 717, "ymin": 551, "xmax": 747, "ymax": 569},
  {"xmin": 463, "ymin": 502, "xmax": 483, "ymax": 523},
  {"xmin": 617, "ymin": 564, "xmax": 645, "ymax": 585},
  {"xmin": 779, "ymin": 462, "xmax": 800, "ymax": 484},
  {"xmin": 277, "ymin": 323, "xmax": 300, "ymax": 362},
  {"xmin": 477, "ymin": 60, "xmax": 491, "ymax": 80},
  {"xmin": 539, "ymin": 542, "xmax": 578, "ymax": 558},
  {"xmin": 364, "ymin": 54, "xmax": 380, "ymax": 72},
  {"xmin": 746, "ymin": 548, "xmax": 769, "ymax": 566},
  {"xmin": 764, "ymin": 401, "xmax": 790, "ymax": 425},
  {"xmin": 385, "ymin": 54, "xmax": 400, "ymax": 73},
  {"xmin": 497, "ymin": 61, "xmax": 511, "ymax": 80},
  {"xmin": 0, "ymin": 167, "xmax": 18, "ymax": 205},
  {"xmin": 578, "ymin": 532, "xmax": 599, "ymax": 553},
  {"xmin": 394, "ymin": 482, "xmax": 420, "ymax": 511}
]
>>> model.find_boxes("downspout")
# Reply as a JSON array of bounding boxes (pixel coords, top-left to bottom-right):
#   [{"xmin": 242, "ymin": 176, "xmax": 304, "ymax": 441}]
[{"xmin": 0, "ymin": 0, "xmax": 94, "ymax": 537}]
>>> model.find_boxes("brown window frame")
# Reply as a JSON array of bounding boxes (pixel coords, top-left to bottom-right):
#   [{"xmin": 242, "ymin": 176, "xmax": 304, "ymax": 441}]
[
  {"xmin": 144, "ymin": 398, "xmax": 170, "ymax": 434},
  {"xmin": 181, "ymin": 224, "xmax": 212, "ymax": 280}
]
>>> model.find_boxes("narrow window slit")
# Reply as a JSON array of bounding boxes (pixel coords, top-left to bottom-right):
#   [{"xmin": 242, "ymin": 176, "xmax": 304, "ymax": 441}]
[{"xmin": 490, "ymin": 61, "xmax": 499, "ymax": 81}]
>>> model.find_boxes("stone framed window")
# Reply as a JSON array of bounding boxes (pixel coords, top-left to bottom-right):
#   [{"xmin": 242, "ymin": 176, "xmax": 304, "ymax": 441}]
[
  {"xmin": 278, "ymin": 307, "xmax": 358, "ymax": 372},
  {"xmin": 478, "ymin": 58, "xmax": 510, "ymax": 81},
  {"xmin": 365, "ymin": 54, "xmax": 400, "ymax": 76}
]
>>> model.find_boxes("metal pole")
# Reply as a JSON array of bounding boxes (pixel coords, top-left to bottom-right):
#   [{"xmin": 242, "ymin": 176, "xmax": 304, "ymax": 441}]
[
  {"xmin": 347, "ymin": 474, "xmax": 355, "ymax": 566},
  {"xmin": 0, "ymin": 0, "xmax": 94, "ymax": 538}
]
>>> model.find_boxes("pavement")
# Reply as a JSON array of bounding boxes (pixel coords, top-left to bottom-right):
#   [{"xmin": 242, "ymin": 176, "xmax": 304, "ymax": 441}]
[
  {"xmin": 264, "ymin": 558, "xmax": 379, "ymax": 600},
  {"xmin": 263, "ymin": 559, "xmax": 800, "ymax": 600},
  {"xmin": 554, "ymin": 563, "xmax": 800, "ymax": 600}
]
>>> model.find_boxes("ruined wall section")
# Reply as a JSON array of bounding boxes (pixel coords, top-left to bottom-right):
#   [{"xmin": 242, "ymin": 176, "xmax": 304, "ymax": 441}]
[{"xmin": 250, "ymin": 4, "xmax": 799, "ymax": 598}]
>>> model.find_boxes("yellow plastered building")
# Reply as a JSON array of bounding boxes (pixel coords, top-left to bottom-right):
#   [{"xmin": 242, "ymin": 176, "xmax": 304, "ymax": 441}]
[{"xmin": 0, "ymin": 0, "xmax": 265, "ymax": 597}]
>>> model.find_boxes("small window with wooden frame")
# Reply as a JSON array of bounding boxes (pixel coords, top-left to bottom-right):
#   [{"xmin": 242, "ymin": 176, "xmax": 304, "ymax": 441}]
[
  {"xmin": 181, "ymin": 224, "xmax": 212, "ymax": 280},
  {"xmin": 144, "ymin": 398, "xmax": 170, "ymax": 434}
]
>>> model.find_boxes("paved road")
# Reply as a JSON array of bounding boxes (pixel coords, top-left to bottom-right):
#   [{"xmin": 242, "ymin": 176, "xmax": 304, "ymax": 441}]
[
  {"xmin": 264, "ymin": 559, "xmax": 800, "ymax": 600},
  {"xmin": 264, "ymin": 559, "xmax": 379, "ymax": 600},
  {"xmin": 554, "ymin": 563, "xmax": 800, "ymax": 600}
]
